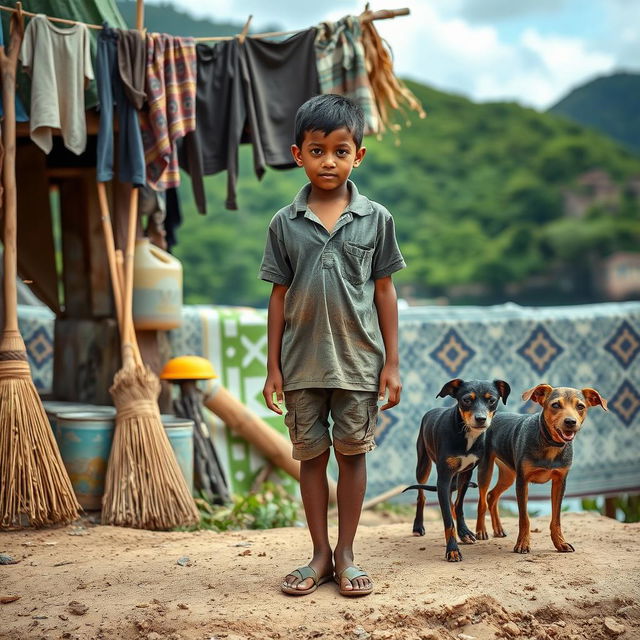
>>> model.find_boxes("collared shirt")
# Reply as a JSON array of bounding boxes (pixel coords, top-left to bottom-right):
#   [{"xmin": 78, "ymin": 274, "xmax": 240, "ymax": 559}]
[{"xmin": 259, "ymin": 180, "xmax": 406, "ymax": 392}]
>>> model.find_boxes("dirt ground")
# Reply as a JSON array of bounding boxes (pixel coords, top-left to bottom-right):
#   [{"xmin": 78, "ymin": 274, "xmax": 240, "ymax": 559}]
[{"xmin": 1, "ymin": 511, "xmax": 639, "ymax": 640}]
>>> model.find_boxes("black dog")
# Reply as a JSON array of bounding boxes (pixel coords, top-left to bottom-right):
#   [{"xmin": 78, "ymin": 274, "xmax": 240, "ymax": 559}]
[{"xmin": 407, "ymin": 378, "xmax": 510, "ymax": 561}]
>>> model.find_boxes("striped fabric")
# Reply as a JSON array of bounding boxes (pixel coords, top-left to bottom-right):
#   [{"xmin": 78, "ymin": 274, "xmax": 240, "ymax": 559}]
[
  {"xmin": 140, "ymin": 33, "xmax": 196, "ymax": 190},
  {"xmin": 314, "ymin": 16, "xmax": 379, "ymax": 135}
]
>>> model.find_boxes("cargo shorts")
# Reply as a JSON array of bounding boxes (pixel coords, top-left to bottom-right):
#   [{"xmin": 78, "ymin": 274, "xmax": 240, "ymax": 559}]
[{"xmin": 283, "ymin": 388, "xmax": 379, "ymax": 461}]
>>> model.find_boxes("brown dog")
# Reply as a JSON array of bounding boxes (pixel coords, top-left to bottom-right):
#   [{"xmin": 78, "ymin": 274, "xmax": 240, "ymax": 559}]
[{"xmin": 475, "ymin": 384, "xmax": 607, "ymax": 553}]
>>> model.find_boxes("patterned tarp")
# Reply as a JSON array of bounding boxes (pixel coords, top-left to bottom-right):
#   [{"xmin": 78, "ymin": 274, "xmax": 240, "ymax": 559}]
[{"xmin": 22, "ymin": 301, "xmax": 640, "ymax": 500}]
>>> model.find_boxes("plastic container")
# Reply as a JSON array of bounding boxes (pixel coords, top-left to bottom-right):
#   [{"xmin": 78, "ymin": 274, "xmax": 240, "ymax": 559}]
[
  {"xmin": 133, "ymin": 238, "xmax": 183, "ymax": 330},
  {"xmin": 161, "ymin": 415, "xmax": 195, "ymax": 495},
  {"xmin": 56, "ymin": 411, "xmax": 116, "ymax": 510}
]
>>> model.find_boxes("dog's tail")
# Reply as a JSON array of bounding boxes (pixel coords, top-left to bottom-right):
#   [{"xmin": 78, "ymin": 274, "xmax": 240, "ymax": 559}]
[{"xmin": 403, "ymin": 482, "xmax": 478, "ymax": 493}]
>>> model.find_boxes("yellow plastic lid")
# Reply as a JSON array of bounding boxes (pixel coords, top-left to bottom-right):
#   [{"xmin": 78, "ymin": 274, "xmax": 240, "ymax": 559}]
[{"xmin": 160, "ymin": 355, "xmax": 218, "ymax": 380}]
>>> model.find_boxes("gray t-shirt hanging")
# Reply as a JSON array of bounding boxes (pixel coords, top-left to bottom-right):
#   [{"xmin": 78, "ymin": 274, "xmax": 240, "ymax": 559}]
[
  {"xmin": 20, "ymin": 14, "xmax": 93, "ymax": 155},
  {"xmin": 259, "ymin": 180, "xmax": 406, "ymax": 392}
]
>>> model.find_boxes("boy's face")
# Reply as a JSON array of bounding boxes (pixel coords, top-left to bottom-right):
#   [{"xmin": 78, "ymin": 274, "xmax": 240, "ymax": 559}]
[{"xmin": 291, "ymin": 127, "xmax": 366, "ymax": 192}]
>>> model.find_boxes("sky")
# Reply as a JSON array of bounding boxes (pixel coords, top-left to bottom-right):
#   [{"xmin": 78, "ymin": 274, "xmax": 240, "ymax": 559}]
[{"xmin": 147, "ymin": 0, "xmax": 640, "ymax": 110}]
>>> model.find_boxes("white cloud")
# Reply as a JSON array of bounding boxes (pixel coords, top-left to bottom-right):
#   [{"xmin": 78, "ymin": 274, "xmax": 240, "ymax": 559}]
[{"xmin": 370, "ymin": 2, "xmax": 617, "ymax": 108}]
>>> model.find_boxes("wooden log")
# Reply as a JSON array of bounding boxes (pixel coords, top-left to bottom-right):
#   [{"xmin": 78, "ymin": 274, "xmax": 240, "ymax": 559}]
[{"xmin": 203, "ymin": 385, "xmax": 338, "ymax": 503}]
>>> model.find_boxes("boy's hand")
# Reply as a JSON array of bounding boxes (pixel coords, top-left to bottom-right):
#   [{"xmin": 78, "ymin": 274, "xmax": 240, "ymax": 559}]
[
  {"xmin": 263, "ymin": 369, "xmax": 284, "ymax": 414},
  {"xmin": 378, "ymin": 363, "xmax": 402, "ymax": 411}
]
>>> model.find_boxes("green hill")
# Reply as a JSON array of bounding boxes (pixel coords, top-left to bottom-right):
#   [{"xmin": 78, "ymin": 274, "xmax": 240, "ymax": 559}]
[
  {"xmin": 549, "ymin": 73, "xmax": 640, "ymax": 154},
  {"xmin": 172, "ymin": 81, "xmax": 640, "ymax": 307}
]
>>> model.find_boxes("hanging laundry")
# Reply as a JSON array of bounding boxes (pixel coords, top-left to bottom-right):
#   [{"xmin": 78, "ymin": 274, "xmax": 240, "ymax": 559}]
[
  {"xmin": 179, "ymin": 39, "xmax": 263, "ymax": 212},
  {"xmin": 140, "ymin": 33, "xmax": 196, "ymax": 191},
  {"xmin": 19, "ymin": 14, "xmax": 93, "ymax": 155},
  {"xmin": 117, "ymin": 28, "xmax": 146, "ymax": 110},
  {"xmin": 0, "ymin": 22, "xmax": 28, "ymax": 122},
  {"xmin": 96, "ymin": 23, "xmax": 145, "ymax": 186},
  {"xmin": 314, "ymin": 16, "xmax": 379, "ymax": 135},
  {"xmin": 242, "ymin": 28, "xmax": 320, "ymax": 169}
]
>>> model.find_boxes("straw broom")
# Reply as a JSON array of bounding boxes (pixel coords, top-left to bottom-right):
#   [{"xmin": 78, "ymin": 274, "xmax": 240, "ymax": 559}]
[
  {"xmin": 0, "ymin": 6, "xmax": 80, "ymax": 529},
  {"xmin": 98, "ymin": 185, "xmax": 199, "ymax": 530}
]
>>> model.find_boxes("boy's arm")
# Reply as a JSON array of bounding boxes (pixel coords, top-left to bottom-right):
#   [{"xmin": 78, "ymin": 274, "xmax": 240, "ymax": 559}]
[
  {"xmin": 374, "ymin": 276, "xmax": 402, "ymax": 411},
  {"xmin": 263, "ymin": 283, "xmax": 288, "ymax": 415}
]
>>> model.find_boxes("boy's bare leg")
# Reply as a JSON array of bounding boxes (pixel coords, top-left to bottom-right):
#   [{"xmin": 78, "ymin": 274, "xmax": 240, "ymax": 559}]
[
  {"xmin": 333, "ymin": 451, "xmax": 372, "ymax": 593},
  {"xmin": 282, "ymin": 449, "xmax": 334, "ymax": 591}
]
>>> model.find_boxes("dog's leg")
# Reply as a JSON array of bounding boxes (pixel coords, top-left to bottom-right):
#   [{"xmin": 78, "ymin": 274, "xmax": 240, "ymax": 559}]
[
  {"xmin": 437, "ymin": 472, "xmax": 462, "ymax": 561},
  {"xmin": 550, "ymin": 472, "xmax": 574, "ymax": 552},
  {"xmin": 488, "ymin": 459, "xmax": 515, "ymax": 538},
  {"xmin": 454, "ymin": 469, "xmax": 476, "ymax": 544},
  {"xmin": 475, "ymin": 451, "xmax": 495, "ymax": 540},
  {"xmin": 412, "ymin": 437, "xmax": 431, "ymax": 537},
  {"xmin": 513, "ymin": 472, "xmax": 531, "ymax": 553}
]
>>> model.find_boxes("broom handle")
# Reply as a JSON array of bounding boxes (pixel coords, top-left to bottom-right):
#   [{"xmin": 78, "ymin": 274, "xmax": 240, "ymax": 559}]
[
  {"xmin": 96, "ymin": 182, "xmax": 124, "ymax": 332},
  {"xmin": 0, "ymin": 9, "xmax": 23, "ymax": 335},
  {"xmin": 121, "ymin": 187, "xmax": 142, "ymax": 368}
]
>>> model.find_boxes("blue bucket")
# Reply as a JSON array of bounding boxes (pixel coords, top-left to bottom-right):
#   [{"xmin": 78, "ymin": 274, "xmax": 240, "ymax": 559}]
[
  {"xmin": 42, "ymin": 401, "xmax": 116, "ymax": 444},
  {"xmin": 161, "ymin": 415, "xmax": 195, "ymax": 495},
  {"xmin": 56, "ymin": 411, "xmax": 116, "ymax": 510}
]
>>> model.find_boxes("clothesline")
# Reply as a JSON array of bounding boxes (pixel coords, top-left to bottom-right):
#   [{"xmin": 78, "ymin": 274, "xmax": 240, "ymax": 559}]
[
  {"xmin": 0, "ymin": 4, "xmax": 102, "ymax": 30},
  {"xmin": 0, "ymin": 3, "xmax": 409, "ymax": 41}
]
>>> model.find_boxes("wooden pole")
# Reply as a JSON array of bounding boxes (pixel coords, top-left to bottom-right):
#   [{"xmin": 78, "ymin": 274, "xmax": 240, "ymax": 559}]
[{"xmin": 136, "ymin": 0, "xmax": 144, "ymax": 31}]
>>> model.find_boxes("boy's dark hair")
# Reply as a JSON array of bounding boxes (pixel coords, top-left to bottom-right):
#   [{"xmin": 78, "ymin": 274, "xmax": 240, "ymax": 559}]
[{"xmin": 294, "ymin": 94, "xmax": 365, "ymax": 149}]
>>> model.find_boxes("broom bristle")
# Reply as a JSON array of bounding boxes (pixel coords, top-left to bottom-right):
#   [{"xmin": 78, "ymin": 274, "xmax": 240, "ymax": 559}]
[
  {"xmin": 0, "ymin": 368, "xmax": 81, "ymax": 528},
  {"xmin": 101, "ymin": 364, "xmax": 200, "ymax": 530}
]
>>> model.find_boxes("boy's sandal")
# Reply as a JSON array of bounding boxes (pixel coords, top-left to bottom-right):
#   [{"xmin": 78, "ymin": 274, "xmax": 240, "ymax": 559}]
[
  {"xmin": 334, "ymin": 566, "xmax": 374, "ymax": 597},
  {"xmin": 281, "ymin": 565, "xmax": 332, "ymax": 596}
]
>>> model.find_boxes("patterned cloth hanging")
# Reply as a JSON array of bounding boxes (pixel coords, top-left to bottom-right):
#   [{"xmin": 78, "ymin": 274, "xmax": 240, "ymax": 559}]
[
  {"xmin": 140, "ymin": 33, "xmax": 196, "ymax": 190},
  {"xmin": 314, "ymin": 16, "xmax": 379, "ymax": 135}
]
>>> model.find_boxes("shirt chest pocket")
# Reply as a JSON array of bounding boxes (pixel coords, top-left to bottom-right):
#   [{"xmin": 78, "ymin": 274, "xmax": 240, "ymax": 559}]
[{"xmin": 342, "ymin": 241, "xmax": 374, "ymax": 286}]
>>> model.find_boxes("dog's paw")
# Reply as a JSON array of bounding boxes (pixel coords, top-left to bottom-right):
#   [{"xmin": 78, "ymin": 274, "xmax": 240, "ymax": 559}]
[
  {"xmin": 476, "ymin": 529, "xmax": 489, "ymax": 541},
  {"xmin": 493, "ymin": 528, "xmax": 508, "ymax": 538},
  {"xmin": 412, "ymin": 526, "xmax": 426, "ymax": 537},
  {"xmin": 446, "ymin": 548, "xmax": 463, "ymax": 562},
  {"xmin": 513, "ymin": 540, "xmax": 530, "ymax": 554},
  {"xmin": 554, "ymin": 541, "xmax": 575, "ymax": 553},
  {"xmin": 458, "ymin": 528, "xmax": 476, "ymax": 544}
]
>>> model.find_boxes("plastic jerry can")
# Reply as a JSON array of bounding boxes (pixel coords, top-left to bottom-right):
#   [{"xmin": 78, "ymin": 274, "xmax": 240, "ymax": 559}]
[{"xmin": 133, "ymin": 238, "xmax": 183, "ymax": 330}]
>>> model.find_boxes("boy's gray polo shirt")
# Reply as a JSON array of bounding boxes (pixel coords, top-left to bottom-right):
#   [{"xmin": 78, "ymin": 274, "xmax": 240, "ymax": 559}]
[{"xmin": 259, "ymin": 180, "xmax": 406, "ymax": 392}]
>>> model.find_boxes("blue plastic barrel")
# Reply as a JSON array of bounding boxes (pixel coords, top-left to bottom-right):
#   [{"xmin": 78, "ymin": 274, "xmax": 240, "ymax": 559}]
[
  {"xmin": 56, "ymin": 411, "xmax": 116, "ymax": 510},
  {"xmin": 161, "ymin": 415, "xmax": 195, "ymax": 495}
]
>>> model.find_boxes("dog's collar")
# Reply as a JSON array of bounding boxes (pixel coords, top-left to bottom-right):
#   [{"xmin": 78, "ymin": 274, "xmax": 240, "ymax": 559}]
[{"xmin": 538, "ymin": 414, "xmax": 566, "ymax": 448}]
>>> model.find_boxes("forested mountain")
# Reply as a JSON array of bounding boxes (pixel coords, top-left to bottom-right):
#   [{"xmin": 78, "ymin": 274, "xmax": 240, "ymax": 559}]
[
  {"xmin": 172, "ymin": 82, "xmax": 640, "ymax": 307},
  {"xmin": 549, "ymin": 73, "xmax": 640, "ymax": 155}
]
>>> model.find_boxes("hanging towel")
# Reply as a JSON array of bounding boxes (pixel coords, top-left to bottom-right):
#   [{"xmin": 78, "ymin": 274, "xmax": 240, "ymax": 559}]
[
  {"xmin": 242, "ymin": 28, "xmax": 320, "ymax": 169},
  {"xmin": 19, "ymin": 14, "xmax": 94, "ymax": 155},
  {"xmin": 117, "ymin": 28, "xmax": 146, "ymax": 110},
  {"xmin": 140, "ymin": 33, "xmax": 196, "ymax": 190},
  {"xmin": 96, "ymin": 24, "xmax": 145, "ymax": 186},
  {"xmin": 314, "ymin": 16, "xmax": 378, "ymax": 135}
]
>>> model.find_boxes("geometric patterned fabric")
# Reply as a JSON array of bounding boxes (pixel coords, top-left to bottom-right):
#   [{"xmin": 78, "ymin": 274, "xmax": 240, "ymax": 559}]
[{"xmin": 20, "ymin": 301, "xmax": 640, "ymax": 499}]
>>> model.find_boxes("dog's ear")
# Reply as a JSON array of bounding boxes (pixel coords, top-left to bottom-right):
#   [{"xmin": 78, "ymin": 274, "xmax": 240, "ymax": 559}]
[
  {"xmin": 436, "ymin": 379, "xmax": 464, "ymax": 399},
  {"xmin": 582, "ymin": 388, "xmax": 608, "ymax": 411},
  {"xmin": 493, "ymin": 380, "xmax": 511, "ymax": 405},
  {"xmin": 521, "ymin": 384, "xmax": 553, "ymax": 405}
]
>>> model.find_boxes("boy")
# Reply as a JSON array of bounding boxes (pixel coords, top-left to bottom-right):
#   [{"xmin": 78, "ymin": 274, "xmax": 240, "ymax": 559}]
[{"xmin": 259, "ymin": 94, "xmax": 405, "ymax": 597}]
